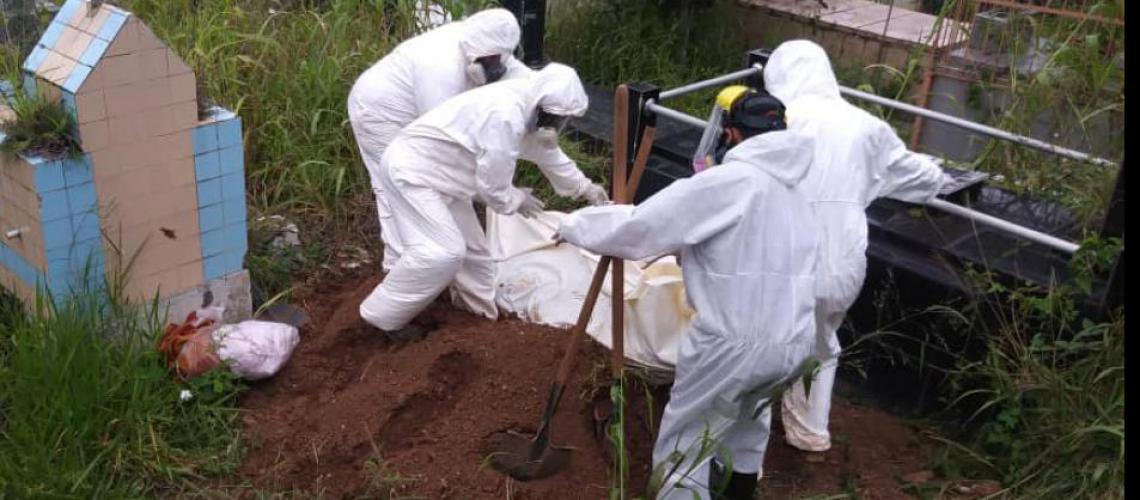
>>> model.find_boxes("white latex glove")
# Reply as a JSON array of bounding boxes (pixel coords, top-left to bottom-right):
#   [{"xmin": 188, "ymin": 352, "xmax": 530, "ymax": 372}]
[
  {"xmin": 517, "ymin": 188, "xmax": 545, "ymax": 219},
  {"xmin": 937, "ymin": 172, "xmax": 958, "ymax": 196},
  {"xmin": 580, "ymin": 183, "xmax": 610, "ymax": 206}
]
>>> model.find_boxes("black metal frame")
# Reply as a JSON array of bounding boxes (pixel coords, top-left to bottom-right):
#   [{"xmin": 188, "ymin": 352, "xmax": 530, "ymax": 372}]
[
  {"xmin": 1094, "ymin": 159, "xmax": 1125, "ymax": 318},
  {"xmin": 502, "ymin": 0, "xmax": 547, "ymax": 68}
]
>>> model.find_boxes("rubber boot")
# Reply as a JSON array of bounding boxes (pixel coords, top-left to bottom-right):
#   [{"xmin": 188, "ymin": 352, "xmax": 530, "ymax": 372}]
[
  {"xmin": 709, "ymin": 460, "xmax": 758, "ymax": 500},
  {"xmin": 379, "ymin": 323, "xmax": 431, "ymax": 342}
]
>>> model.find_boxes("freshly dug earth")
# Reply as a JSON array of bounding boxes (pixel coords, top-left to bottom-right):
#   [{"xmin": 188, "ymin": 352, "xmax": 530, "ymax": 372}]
[{"xmin": 241, "ymin": 270, "xmax": 935, "ymax": 499}]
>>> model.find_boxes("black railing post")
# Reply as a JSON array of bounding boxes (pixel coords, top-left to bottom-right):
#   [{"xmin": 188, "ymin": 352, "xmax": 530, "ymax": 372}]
[
  {"xmin": 502, "ymin": 0, "xmax": 547, "ymax": 68},
  {"xmin": 745, "ymin": 48, "xmax": 773, "ymax": 91},
  {"xmin": 1095, "ymin": 159, "xmax": 1125, "ymax": 319}
]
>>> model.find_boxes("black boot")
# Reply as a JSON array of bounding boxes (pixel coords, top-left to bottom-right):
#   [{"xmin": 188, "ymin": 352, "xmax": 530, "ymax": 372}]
[
  {"xmin": 379, "ymin": 323, "xmax": 431, "ymax": 342},
  {"xmin": 708, "ymin": 460, "xmax": 758, "ymax": 500}
]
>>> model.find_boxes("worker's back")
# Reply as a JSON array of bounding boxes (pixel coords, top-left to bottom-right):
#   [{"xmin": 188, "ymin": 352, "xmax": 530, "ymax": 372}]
[
  {"xmin": 764, "ymin": 40, "xmax": 910, "ymax": 287},
  {"xmin": 348, "ymin": 9, "xmax": 523, "ymax": 132},
  {"xmin": 683, "ymin": 132, "xmax": 819, "ymax": 346},
  {"xmin": 349, "ymin": 22, "xmax": 469, "ymax": 127}
]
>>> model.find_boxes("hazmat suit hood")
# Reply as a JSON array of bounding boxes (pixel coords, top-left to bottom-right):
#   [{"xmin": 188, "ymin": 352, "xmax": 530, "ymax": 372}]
[
  {"xmin": 457, "ymin": 8, "xmax": 521, "ymax": 63},
  {"xmin": 722, "ymin": 130, "xmax": 813, "ymax": 187},
  {"xmin": 528, "ymin": 63, "xmax": 589, "ymax": 117},
  {"xmin": 764, "ymin": 40, "xmax": 842, "ymax": 104}
]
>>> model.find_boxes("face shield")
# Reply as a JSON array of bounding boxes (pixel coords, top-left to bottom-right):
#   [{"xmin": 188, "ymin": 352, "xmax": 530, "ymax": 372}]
[
  {"xmin": 691, "ymin": 106, "xmax": 725, "ymax": 173},
  {"xmin": 692, "ymin": 85, "xmax": 754, "ymax": 173}
]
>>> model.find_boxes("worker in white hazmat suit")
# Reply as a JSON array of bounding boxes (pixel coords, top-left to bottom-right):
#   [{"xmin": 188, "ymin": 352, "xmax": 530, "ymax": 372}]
[
  {"xmin": 348, "ymin": 8, "xmax": 532, "ymax": 272},
  {"xmin": 764, "ymin": 40, "xmax": 954, "ymax": 453},
  {"xmin": 359, "ymin": 63, "xmax": 610, "ymax": 341},
  {"xmin": 556, "ymin": 88, "xmax": 820, "ymax": 500}
]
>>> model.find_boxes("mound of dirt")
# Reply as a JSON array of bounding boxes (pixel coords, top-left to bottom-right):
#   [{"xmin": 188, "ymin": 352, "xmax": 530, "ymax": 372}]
[{"xmin": 239, "ymin": 270, "xmax": 934, "ymax": 499}]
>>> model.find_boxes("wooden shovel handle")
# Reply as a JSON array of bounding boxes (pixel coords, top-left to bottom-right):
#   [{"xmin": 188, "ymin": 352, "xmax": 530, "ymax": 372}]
[{"xmin": 554, "ymin": 256, "xmax": 613, "ymax": 385}]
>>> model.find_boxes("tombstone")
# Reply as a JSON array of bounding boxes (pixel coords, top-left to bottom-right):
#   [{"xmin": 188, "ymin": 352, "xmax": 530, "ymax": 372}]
[{"xmin": 1, "ymin": 0, "xmax": 252, "ymax": 323}]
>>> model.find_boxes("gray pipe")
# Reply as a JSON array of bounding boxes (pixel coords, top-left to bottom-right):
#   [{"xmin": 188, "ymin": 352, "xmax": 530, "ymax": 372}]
[
  {"xmin": 926, "ymin": 199, "xmax": 1079, "ymax": 254},
  {"xmin": 658, "ymin": 66, "xmax": 764, "ymax": 101},
  {"xmin": 837, "ymin": 86, "xmax": 1117, "ymax": 167},
  {"xmin": 653, "ymin": 66, "xmax": 1114, "ymax": 168},
  {"xmin": 640, "ymin": 100, "xmax": 1080, "ymax": 254},
  {"xmin": 644, "ymin": 100, "xmax": 711, "ymax": 129}
]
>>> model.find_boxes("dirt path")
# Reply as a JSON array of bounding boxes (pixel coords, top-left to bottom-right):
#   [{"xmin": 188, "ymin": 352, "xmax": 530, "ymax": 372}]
[{"xmin": 239, "ymin": 271, "xmax": 935, "ymax": 499}]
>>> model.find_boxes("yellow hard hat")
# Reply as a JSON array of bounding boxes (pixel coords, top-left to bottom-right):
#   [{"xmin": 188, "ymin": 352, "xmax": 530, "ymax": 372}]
[{"xmin": 715, "ymin": 85, "xmax": 754, "ymax": 112}]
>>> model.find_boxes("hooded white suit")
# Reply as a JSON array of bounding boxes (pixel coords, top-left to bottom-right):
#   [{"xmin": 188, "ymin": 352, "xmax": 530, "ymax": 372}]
[
  {"xmin": 359, "ymin": 63, "xmax": 601, "ymax": 332},
  {"xmin": 348, "ymin": 8, "xmax": 531, "ymax": 271},
  {"xmin": 764, "ymin": 40, "xmax": 952, "ymax": 452},
  {"xmin": 558, "ymin": 130, "xmax": 820, "ymax": 499}
]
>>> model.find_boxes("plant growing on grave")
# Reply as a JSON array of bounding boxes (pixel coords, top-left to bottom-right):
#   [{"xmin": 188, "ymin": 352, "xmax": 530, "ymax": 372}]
[{"xmin": 0, "ymin": 91, "xmax": 80, "ymax": 159}]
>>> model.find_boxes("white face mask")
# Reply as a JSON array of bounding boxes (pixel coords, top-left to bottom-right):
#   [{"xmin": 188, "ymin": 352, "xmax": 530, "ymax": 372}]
[{"xmin": 465, "ymin": 62, "xmax": 487, "ymax": 86}]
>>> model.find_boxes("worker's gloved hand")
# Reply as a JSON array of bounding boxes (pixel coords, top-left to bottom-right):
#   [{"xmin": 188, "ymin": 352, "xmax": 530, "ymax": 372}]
[
  {"xmin": 937, "ymin": 172, "xmax": 959, "ymax": 196},
  {"xmin": 580, "ymin": 183, "xmax": 610, "ymax": 206},
  {"xmin": 517, "ymin": 188, "xmax": 546, "ymax": 219}
]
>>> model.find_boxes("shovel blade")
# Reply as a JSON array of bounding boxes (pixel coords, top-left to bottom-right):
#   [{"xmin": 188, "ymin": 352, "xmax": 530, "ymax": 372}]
[{"xmin": 488, "ymin": 430, "xmax": 571, "ymax": 481}]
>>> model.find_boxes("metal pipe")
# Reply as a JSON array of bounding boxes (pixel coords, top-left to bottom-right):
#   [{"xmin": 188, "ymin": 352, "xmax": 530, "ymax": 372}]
[
  {"xmin": 838, "ymin": 85, "xmax": 1117, "ymax": 167},
  {"xmin": 657, "ymin": 66, "xmax": 762, "ymax": 101},
  {"xmin": 657, "ymin": 64, "xmax": 1113, "ymax": 167},
  {"xmin": 644, "ymin": 100, "xmax": 709, "ymax": 129},
  {"xmin": 641, "ymin": 99, "xmax": 1080, "ymax": 254},
  {"xmin": 927, "ymin": 199, "xmax": 1079, "ymax": 254}
]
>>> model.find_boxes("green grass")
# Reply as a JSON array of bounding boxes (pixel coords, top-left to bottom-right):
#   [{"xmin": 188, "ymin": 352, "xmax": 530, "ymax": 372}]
[
  {"xmin": 547, "ymin": 0, "xmax": 748, "ymax": 117},
  {"xmin": 938, "ymin": 2, "xmax": 1123, "ymax": 228},
  {"xmin": 0, "ymin": 92, "xmax": 81, "ymax": 159},
  {"xmin": 930, "ymin": 236, "xmax": 1124, "ymax": 498},
  {"xmin": 843, "ymin": 234, "xmax": 1125, "ymax": 499},
  {"xmin": 0, "ymin": 283, "xmax": 244, "ymax": 498}
]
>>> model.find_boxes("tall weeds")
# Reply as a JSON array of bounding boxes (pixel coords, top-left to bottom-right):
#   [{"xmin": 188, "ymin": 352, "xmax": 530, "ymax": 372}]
[{"xmin": 0, "ymin": 281, "xmax": 244, "ymax": 498}]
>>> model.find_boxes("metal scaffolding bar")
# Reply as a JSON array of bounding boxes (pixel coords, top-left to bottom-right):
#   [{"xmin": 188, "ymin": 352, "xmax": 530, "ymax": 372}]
[
  {"xmin": 657, "ymin": 66, "xmax": 763, "ymax": 101},
  {"xmin": 641, "ymin": 95, "xmax": 1082, "ymax": 254},
  {"xmin": 838, "ymin": 86, "xmax": 1117, "ymax": 167},
  {"xmin": 644, "ymin": 100, "xmax": 710, "ymax": 129},
  {"xmin": 651, "ymin": 65, "xmax": 1116, "ymax": 168},
  {"xmin": 925, "ymin": 199, "xmax": 1079, "ymax": 254}
]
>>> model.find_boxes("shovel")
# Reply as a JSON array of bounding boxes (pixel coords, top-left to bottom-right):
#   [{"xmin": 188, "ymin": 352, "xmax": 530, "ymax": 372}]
[
  {"xmin": 489, "ymin": 84, "xmax": 658, "ymax": 481},
  {"xmin": 488, "ymin": 255, "xmax": 613, "ymax": 480}
]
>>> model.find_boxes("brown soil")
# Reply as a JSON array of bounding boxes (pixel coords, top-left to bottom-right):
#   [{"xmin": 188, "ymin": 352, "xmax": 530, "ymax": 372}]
[{"xmin": 239, "ymin": 270, "xmax": 936, "ymax": 499}]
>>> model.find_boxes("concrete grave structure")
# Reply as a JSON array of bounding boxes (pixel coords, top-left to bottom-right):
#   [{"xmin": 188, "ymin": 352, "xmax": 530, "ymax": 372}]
[{"xmin": 0, "ymin": 0, "xmax": 251, "ymax": 322}]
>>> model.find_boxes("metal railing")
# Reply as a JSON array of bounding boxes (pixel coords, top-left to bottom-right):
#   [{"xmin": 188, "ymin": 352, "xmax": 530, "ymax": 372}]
[{"xmin": 638, "ymin": 66, "xmax": 1103, "ymax": 254}]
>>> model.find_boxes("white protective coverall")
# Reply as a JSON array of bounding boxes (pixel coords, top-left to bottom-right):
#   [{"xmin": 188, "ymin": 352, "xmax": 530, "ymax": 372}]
[
  {"xmin": 764, "ymin": 40, "xmax": 952, "ymax": 452},
  {"xmin": 347, "ymin": 8, "xmax": 531, "ymax": 271},
  {"xmin": 558, "ymin": 131, "xmax": 821, "ymax": 499},
  {"xmin": 359, "ymin": 63, "xmax": 604, "ymax": 332}
]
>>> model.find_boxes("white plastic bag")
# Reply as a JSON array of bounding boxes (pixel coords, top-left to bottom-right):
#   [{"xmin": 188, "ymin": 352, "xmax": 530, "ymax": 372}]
[{"xmin": 212, "ymin": 320, "xmax": 300, "ymax": 380}]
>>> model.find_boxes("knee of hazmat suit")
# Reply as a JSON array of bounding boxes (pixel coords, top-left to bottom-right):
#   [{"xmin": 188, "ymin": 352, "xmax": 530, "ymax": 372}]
[
  {"xmin": 764, "ymin": 39, "xmax": 952, "ymax": 451},
  {"xmin": 347, "ymin": 8, "xmax": 527, "ymax": 160},
  {"xmin": 557, "ymin": 95, "xmax": 821, "ymax": 494},
  {"xmin": 386, "ymin": 62, "xmax": 602, "ymax": 215}
]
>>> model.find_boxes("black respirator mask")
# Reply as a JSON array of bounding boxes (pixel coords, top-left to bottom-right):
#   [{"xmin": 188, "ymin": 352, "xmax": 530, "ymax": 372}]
[
  {"xmin": 466, "ymin": 55, "xmax": 508, "ymax": 86},
  {"xmin": 533, "ymin": 109, "xmax": 570, "ymax": 147}
]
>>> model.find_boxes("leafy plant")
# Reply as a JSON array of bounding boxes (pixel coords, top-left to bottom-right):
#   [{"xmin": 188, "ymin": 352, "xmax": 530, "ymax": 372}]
[{"xmin": 0, "ymin": 92, "xmax": 80, "ymax": 159}]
